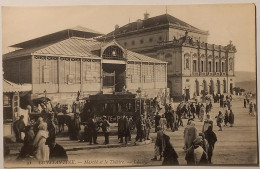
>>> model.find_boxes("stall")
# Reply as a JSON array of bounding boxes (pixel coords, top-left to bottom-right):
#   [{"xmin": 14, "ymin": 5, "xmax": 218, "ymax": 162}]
[{"xmin": 3, "ymin": 79, "xmax": 32, "ymax": 137}]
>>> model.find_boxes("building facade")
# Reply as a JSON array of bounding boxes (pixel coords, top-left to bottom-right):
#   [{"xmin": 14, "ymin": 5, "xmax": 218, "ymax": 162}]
[
  {"xmin": 100, "ymin": 13, "xmax": 236, "ymax": 100},
  {"xmin": 3, "ymin": 27, "xmax": 167, "ymax": 104}
]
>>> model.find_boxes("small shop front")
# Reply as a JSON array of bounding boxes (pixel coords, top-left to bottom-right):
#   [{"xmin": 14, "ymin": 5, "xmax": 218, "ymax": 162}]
[{"xmin": 3, "ymin": 79, "xmax": 32, "ymax": 137}]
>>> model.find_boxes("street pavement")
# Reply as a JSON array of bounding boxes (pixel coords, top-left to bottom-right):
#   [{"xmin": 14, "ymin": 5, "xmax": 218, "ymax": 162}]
[{"xmin": 4, "ymin": 96, "xmax": 258, "ymax": 167}]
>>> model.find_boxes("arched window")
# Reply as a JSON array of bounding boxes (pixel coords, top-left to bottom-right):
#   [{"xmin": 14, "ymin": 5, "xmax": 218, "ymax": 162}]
[{"xmin": 102, "ymin": 46, "xmax": 124, "ymax": 60}]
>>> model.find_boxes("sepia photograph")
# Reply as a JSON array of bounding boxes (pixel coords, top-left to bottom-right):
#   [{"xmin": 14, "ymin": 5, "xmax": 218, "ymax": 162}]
[{"xmin": 1, "ymin": 3, "xmax": 258, "ymax": 167}]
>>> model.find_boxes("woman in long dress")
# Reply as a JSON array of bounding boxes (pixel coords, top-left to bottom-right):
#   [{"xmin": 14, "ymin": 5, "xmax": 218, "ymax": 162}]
[{"xmin": 33, "ymin": 122, "xmax": 49, "ymax": 161}]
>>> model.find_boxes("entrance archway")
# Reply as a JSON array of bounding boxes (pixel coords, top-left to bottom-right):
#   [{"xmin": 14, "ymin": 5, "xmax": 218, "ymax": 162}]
[{"xmin": 102, "ymin": 63, "xmax": 126, "ymax": 93}]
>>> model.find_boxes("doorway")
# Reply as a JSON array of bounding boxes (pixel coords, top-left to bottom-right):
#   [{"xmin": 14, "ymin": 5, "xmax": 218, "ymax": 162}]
[{"xmin": 102, "ymin": 63, "xmax": 126, "ymax": 93}]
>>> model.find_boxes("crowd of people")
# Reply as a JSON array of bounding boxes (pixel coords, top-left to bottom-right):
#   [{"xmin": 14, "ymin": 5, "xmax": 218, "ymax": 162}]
[
  {"xmin": 17, "ymin": 116, "xmax": 68, "ymax": 161},
  {"xmin": 9, "ymin": 91, "xmax": 256, "ymax": 165},
  {"xmin": 149, "ymin": 92, "xmax": 242, "ymax": 165}
]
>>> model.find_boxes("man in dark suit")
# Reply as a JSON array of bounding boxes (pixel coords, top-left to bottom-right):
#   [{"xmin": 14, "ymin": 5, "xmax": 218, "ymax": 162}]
[
  {"xmin": 88, "ymin": 116, "xmax": 98, "ymax": 145},
  {"xmin": 46, "ymin": 137, "xmax": 68, "ymax": 160}
]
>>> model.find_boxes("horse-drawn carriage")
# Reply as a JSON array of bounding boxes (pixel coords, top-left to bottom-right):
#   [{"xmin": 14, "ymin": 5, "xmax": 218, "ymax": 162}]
[{"xmin": 80, "ymin": 93, "xmax": 155, "ymax": 124}]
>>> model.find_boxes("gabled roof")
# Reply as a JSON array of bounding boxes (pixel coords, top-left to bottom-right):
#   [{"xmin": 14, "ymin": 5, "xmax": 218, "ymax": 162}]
[
  {"xmin": 102, "ymin": 14, "xmax": 208, "ymax": 39},
  {"xmin": 11, "ymin": 26, "xmax": 104, "ymax": 49},
  {"xmin": 3, "ymin": 37, "xmax": 102, "ymax": 60},
  {"xmin": 3, "ymin": 79, "xmax": 32, "ymax": 93},
  {"xmin": 3, "ymin": 37, "xmax": 166, "ymax": 64}
]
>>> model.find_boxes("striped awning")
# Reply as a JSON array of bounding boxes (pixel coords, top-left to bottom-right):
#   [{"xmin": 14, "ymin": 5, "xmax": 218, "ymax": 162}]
[{"xmin": 3, "ymin": 79, "xmax": 32, "ymax": 93}]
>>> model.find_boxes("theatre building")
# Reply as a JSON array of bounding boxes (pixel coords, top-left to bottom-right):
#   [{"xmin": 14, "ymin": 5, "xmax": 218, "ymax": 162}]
[
  {"xmin": 101, "ymin": 13, "xmax": 237, "ymax": 100},
  {"xmin": 3, "ymin": 27, "xmax": 167, "ymax": 103}
]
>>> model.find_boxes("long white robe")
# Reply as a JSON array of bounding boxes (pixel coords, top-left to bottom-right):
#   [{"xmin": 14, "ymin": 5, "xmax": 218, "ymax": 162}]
[{"xmin": 33, "ymin": 130, "xmax": 49, "ymax": 161}]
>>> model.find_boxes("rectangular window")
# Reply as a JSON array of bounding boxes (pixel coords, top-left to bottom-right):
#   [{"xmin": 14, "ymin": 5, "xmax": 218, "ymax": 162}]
[
  {"xmin": 222, "ymin": 62, "xmax": 225, "ymax": 72},
  {"xmin": 216, "ymin": 62, "xmax": 219, "ymax": 72},
  {"xmin": 201, "ymin": 61, "xmax": 204, "ymax": 72},
  {"xmin": 3, "ymin": 95, "xmax": 11, "ymax": 107}
]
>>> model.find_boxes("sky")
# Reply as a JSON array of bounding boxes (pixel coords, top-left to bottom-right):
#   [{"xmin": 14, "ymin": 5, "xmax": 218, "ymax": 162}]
[{"xmin": 2, "ymin": 4, "xmax": 256, "ymax": 72}]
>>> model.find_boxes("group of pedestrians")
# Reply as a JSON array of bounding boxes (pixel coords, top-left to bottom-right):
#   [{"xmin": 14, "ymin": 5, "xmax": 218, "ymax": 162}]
[
  {"xmin": 185, "ymin": 125, "xmax": 217, "ymax": 165},
  {"xmin": 17, "ymin": 116, "xmax": 68, "ymax": 161}
]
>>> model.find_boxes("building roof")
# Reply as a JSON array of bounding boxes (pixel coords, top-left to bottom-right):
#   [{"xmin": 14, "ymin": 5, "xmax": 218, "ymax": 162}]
[
  {"xmin": 126, "ymin": 50, "xmax": 166, "ymax": 63},
  {"xmin": 10, "ymin": 26, "xmax": 104, "ymax": 49},
  {"xmin": 34, "ymin": 37, "xmax": 101, "ymax": 58},
  {"xmin": 3, "ymin": 79, "xmax": 32, "ymax": 93},
  {"xmin": 102, "ymin": 14, "xmax": 208, "ymax": 39},
  {"xmin": 70, "ymin": 26, "xmax": 103, "ymax": 35},
  {"xmin": 3, "ymin": 37, "xmax": 166, "ymax": 63}
]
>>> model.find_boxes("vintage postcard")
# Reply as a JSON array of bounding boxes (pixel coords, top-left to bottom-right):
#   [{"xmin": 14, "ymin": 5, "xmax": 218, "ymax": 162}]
[{"xmin": 1, "ymin": 3, "xmax": 258, "ymax": 168}]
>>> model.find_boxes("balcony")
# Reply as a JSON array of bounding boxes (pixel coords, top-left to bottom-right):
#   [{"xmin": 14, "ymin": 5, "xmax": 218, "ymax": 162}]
[
  {"xmin": 221, "ymin": 72, "xmax": 226, "ymax": 76},
  {"xmin": 215, "ymin": 72, "xmax": 220, "ymax": 76},
  {"xmin": 192, "ymin": 72, "xmax": 199, "ymax": 76},
  {"xmin": 200, "ymin": 72, "xmax": 206, "ymax": 76}
]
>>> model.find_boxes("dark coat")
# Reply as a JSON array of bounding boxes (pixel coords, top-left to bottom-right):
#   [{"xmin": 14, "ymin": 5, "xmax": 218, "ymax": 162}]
[
  {"xmin": 204, "ymin": 129, "xmax": 217, "ymax": 148},
  {"xmin": 154, "ymin": 114, "xmax": 161, "ymax": 126},
  {"xmin": 118, "ymin": 117, "xmax": 131, "ymax": 138},
  {"xmin": 224, "ymin": 112, "xmax": 229, "ymax": 124},
  {"xmin": 162, "ymin": 134, "xmax": 179, "ymax": 166},
  {"xmin": 14, "ymin": 119, "xmax": 25, "ymax": 132},
  {"xmin": 229, "ymin": 111, "xmax": 234, "ymax": 124},
  {"xmin": 49, "ymin": 143, "xmax": 68, "ymax": 160}
]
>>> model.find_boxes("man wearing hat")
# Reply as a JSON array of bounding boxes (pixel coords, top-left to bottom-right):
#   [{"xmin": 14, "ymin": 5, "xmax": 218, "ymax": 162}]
[{"xmin": 101, "ymin": 116, "xmax": 110, "ymax": 144}]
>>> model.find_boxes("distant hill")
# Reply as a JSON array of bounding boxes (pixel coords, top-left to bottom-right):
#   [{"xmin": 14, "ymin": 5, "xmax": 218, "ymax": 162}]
[
  {"xmin": 235, "ymin": 80, "xmax": 256, "ymax": 93},
  {"xmin": 235, "ymin": 71, "xmax": 256, "ymax": 82}
]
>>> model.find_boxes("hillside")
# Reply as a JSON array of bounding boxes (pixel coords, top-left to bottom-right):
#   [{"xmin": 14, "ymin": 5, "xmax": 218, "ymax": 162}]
[
  {"xmin": 235, "ymin": 71, "xmax": 256, "ymax": 82},
  {"xmin": 235, "ymin": 80, "xmax": 257, "ymax": 94}
]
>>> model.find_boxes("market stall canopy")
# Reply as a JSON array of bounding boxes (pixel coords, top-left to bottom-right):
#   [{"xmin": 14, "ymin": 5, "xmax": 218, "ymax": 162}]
[{"xmin": 3, "ymin": 79, "xmax": 32, "ymax": 93}]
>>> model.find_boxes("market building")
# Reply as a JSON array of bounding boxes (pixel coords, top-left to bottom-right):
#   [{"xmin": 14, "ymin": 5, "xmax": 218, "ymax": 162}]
[
  {"xmin": 3, "ymin": 26, "xmax": 168, "ymax": 104},
  {"xmin": 100, "ymin": 13, "xmax": 237, "ymax": 100}
]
